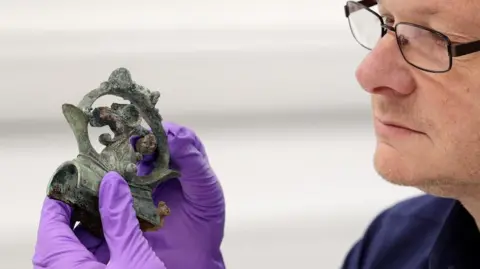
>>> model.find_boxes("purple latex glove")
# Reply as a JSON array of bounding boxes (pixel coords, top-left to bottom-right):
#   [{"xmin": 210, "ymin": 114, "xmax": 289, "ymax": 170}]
[{"xmin": 33, "ymin": 122, "xmax": 226, "ymax": 269}]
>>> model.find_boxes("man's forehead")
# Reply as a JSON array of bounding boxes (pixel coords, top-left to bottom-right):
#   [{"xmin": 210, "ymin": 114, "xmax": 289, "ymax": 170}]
[{"xmin": 377, "ymin": 0, "xmax": 449, "ymax": 13}]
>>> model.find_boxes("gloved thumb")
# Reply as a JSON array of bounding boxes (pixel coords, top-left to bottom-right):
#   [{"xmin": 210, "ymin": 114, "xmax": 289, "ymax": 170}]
[{"xmin": 98, "ymin": 172, "xmax": 160, "ymax": 267}]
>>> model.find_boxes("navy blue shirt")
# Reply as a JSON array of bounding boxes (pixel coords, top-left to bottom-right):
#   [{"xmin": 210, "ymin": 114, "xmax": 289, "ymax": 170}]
[{"xmin": 341, "ymin": 195, "xmax": 480, "ymax": 269}]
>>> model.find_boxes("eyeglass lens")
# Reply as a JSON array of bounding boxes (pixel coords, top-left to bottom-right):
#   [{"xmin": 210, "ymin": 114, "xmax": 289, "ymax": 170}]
[{"xmin": 347, "ymin": 1, "xmax": 451, "ymax": 72}]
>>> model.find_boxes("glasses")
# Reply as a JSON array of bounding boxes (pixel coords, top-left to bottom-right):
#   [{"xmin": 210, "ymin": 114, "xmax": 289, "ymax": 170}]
[{"xmin": 344, "ymin": 0, "xmax": 480, "ymax": 73}]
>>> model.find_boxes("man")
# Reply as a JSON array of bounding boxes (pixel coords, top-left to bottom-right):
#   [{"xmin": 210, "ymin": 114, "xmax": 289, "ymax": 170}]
[
  {"xmin": 342, "ymin": 0, "xmax": 480, "ymax": 268},
  {"xmin": 32, "ymin": 123, "xmax": 226, "ymax": 269}
]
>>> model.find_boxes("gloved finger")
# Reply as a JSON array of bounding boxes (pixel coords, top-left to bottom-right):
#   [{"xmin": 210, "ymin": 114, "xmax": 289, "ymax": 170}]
[
  {"xmin": 128, "ymin": 122, "xmax": 223, "ymax": 210},
  {"xmin": 33, "ymin": 198, "xmax": 99, "ymax": 267},
  {"xmin": 164, "ymin": 122, "xmax": 224, "ymax": 210},
  {"xmin": 39, "ymin": 197, "xmax": 73, "ymax": 225},
  {"xmin": 98, "ymin": 172, "xmax": 163, "ymax": 267}
]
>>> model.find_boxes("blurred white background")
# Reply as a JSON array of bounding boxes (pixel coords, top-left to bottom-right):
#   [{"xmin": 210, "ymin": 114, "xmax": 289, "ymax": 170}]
[{"xmin": 0, "ymin": 0, "xmax": 422, "ymax": 268}]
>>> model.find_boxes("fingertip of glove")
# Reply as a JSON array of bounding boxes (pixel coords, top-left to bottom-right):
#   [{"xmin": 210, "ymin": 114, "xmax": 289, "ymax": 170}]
[
  {"xmin": 99, "ymin": 172, "xmax": 131, "ymax": 204},
  {"xmin": 43, "ymin": 197, "xmax": 71, "ymax": 213},
  {"xmin": 129, "ymin": 135, "xmax": 142, "ymax": 150},
  {"xmin": 167, "ymin": 125, "xmax": 208, "ymax": 162},
  {"xmin": 102, "ymin": 171, "xmax": 124, "ymax": 182},
  {"xmin": 40, "ymin": 197, "xmax": 73, "ymax": 225}
]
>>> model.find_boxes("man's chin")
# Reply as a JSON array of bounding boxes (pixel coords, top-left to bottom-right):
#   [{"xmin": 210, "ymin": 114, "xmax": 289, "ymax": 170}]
[
  {"xmin": 373, "ymin": 142, "xmax": 480, "ymax": 198},
  {"xmin": 373, "ymin": 142, "xmax": 421, "ymax": 187}
]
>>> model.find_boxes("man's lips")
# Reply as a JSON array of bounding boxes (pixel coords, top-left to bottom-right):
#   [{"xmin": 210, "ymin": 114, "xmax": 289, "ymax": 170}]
[{"xmin": 375, "ymin": 118, "xmax": 425, "ymax": 134}]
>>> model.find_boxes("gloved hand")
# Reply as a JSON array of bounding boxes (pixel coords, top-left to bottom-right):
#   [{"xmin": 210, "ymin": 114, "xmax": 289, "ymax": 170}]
[{"xmin": 33, "ymin": 122, "xmax": 226, "ymax": 269}]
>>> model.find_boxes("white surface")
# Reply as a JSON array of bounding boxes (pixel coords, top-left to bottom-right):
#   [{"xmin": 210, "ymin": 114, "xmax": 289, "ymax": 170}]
[
  {"xmin": 0, "ymin": 0, "xmax": 345, "ymax": 30},
  {"xmin": 0, "ymin": 0, "xmax": 370, "ymax": 121},
  {"xmin": 0, "ymin": 124, "xmax": 422, "ymax": 268},
  {"xmin": 0, "ymin": 29, "xmax": 368, "ymax": 121}
]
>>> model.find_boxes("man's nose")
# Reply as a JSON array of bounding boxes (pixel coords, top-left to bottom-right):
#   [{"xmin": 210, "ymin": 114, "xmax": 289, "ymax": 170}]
[{"xmin": 355, "ymin": 34, "xmax": 416, "ymax": 95}]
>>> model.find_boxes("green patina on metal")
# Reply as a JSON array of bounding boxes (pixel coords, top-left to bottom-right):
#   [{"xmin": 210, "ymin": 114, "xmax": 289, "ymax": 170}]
[{"xmin": 47, "ymin": 67, "xmax": 180, "ymax": 237}]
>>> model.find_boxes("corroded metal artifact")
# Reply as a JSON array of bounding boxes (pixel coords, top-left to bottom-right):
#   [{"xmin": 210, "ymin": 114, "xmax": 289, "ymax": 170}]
[{"xmin": 47, "ymin": 67, "xmax": 180, "ymax": 237}]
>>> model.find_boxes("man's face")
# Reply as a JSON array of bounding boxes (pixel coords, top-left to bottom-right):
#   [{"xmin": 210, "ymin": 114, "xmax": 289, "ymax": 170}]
[{"xmin": 355, "ymin": 0, "xmax": 480, "ymax": 192}]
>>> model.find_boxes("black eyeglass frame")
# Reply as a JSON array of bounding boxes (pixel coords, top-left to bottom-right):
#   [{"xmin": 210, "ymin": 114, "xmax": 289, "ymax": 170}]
[{"xmin": 344, "ymin": 0, "xmax": 480, "ymax": 73}]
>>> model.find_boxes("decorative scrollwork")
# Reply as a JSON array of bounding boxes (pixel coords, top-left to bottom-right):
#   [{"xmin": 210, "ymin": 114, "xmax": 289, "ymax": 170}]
[{"xmin": 47, "ymin": 68, "xmax": 180, "ymax": 237}]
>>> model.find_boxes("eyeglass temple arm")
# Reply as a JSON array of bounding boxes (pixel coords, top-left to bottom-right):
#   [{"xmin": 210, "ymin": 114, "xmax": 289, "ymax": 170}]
[
  {"xmin": 345, "ymin": 0, "xmax": 378, "ymax": 17},
  {"xmin": 359, "ymin": 0, "xmax": 377, "ymax": 7},
  {"xmin": 451, "ymin": 40, "xmax": 480, "ymax": 57}
]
